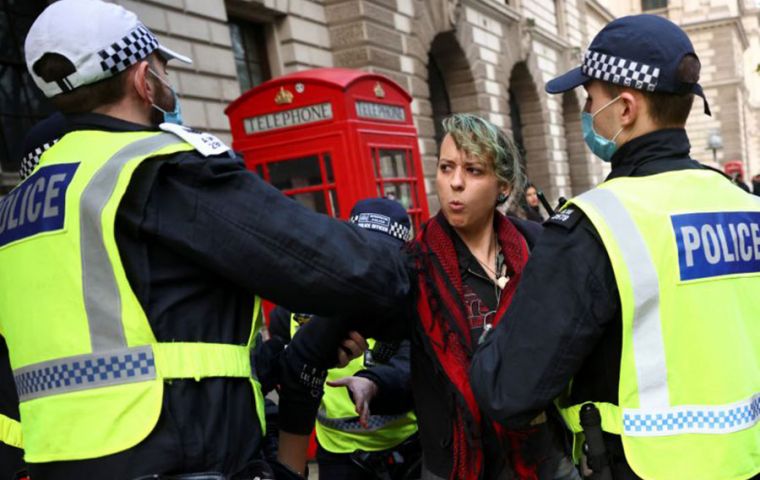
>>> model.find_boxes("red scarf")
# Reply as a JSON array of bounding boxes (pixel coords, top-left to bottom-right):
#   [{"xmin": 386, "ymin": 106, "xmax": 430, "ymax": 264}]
[{"xmin": 411, "ymin": 212, "xmax": 537, "ymax": 480}]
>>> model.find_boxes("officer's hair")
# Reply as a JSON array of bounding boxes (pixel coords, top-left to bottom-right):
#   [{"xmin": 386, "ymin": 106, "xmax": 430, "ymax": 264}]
[
  {"xmin": 32, "ymin": 53, "xmax": 130, "ymax": 113},
  {"xmin": 440, "ymin": 113, "xmax": 526, "ymax": 203},
  {"xmin": 601, "ymin": 54, "xmax": 700, "ymax": 127}
]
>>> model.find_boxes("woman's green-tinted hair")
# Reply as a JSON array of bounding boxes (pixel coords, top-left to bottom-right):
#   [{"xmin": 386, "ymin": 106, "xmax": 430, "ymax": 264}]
[{"xmin": 440, "ymin": 113, "xmax": 525, "ymax": 201}]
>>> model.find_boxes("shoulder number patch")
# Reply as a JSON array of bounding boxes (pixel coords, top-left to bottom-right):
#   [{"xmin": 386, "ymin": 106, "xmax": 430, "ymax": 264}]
[
  {"xmin": 546, "ymin": 207, "xmax": 583, "ymax": 230},
  {"xmin": 160, "ymin": 123, "xmax": 231, "ymax": 157}
]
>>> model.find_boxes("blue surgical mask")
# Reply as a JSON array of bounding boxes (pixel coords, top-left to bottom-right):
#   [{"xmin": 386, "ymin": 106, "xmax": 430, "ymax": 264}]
[
  {"xmin": 582, "ymin": 95, "xmax": 623, "ymax": 162},
  {"xmin": 149, "ymin": 69, "xmax": 183, "ymax": 125}
]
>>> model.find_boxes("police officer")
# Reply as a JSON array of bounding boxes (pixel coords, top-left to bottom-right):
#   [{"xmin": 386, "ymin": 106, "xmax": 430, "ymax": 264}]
[
  {"xmin": 0, "ymin": 1, "xmax": 409, "ymax": 478},
  {"xmin": 471, "ymin": 14, "xmax": 760, "ymax": 480},
  {"xmin": 269, "ymin": 198, "xmax": 419, "ymax": 480}
]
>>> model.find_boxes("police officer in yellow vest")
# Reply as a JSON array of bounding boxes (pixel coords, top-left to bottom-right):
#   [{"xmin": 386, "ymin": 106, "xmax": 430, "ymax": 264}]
[
  {"xmin": 269, "ymin": 198, "xmax": 420, "ymax": 480},
  {"xmin": 1, "ymin": 1, "xmax": 410, "ymax": 478},
  {"xmin": 471, "ymin": 14, "xmax": 760, "ymax": 480}
]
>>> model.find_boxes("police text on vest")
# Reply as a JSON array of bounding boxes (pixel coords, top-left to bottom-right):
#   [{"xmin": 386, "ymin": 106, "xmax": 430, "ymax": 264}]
[
  {"xmin": 0, "ymin": 163, "xmax": 78, "ymax": 248},
  {"xmin": 671, "ymin": 211, "xmax": 760, "ymax": 281}
]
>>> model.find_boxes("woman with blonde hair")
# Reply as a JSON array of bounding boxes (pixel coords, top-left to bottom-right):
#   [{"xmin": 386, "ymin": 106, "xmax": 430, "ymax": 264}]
[
  {"xmin": 408, "ymin": 113, "xmax": 567, "ymax": 480},
  {"xmin": 276, "ymin": 114, "xmax": 572, "ymax": 480}
]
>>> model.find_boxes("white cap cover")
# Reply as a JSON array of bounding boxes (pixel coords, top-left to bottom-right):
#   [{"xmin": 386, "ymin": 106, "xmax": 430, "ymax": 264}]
[{"xmin": 25, "ymin": 0, "xmax": 191, "ymax": 98}]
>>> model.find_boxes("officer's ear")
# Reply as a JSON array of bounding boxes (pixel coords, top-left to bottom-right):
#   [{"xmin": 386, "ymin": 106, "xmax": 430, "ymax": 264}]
[
  {"xmin": 131, "ymin": 60, "xmax": 157, "ymax": 106},
  {"xmin": 618, "ymin": 88, "xmax": 642, "ymax": 128}
]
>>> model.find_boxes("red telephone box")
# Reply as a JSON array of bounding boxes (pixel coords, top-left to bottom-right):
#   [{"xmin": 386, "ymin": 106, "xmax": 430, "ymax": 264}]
[{"xmin": 225, "ymin": 68, "xmax": 429, "ymax": 228}]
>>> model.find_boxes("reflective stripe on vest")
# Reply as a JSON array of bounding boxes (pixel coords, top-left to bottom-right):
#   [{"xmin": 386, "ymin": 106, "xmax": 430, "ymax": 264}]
[
  {"xmin": 81, "ymin": 134, "xmax": 181, "ymax": 351},
  {"xmin": 0, "ymin": 413, "xmax": 22, "ymax": 449},
  {"xmin": 14, "ymin": 343, "xmax": 253, "ymax": 402},
  {"xmin": 316, "ymin": 409, "xmax": 409, "ymax": 433}
]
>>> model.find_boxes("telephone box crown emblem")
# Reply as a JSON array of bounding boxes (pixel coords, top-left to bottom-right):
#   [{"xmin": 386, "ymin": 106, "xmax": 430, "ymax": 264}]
[
  {"xmin": 374, "ymin": 82, "xmax": 385, "ymax": 98},
  {"xmin": 275, "ymin": 87, "xmax": 294, "ymax": 105}
]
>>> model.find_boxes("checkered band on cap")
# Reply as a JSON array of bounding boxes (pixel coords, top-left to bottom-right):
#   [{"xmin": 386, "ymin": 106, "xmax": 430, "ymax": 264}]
[
  {"xmin": 582, "ymin": 50, "xmax": 660, "ymax": 92},
  {"xmin": 97, "ymin": 24, "xmax": 158, "ymax": 75}
]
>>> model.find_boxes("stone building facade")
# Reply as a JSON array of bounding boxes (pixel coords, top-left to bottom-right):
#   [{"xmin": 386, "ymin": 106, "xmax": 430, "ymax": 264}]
[{"xmin": 2, "ymin": 0, "xmax": 758, "ymax": 201}]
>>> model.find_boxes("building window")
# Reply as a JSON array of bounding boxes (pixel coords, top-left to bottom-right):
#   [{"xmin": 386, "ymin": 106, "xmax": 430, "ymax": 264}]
[
  {"xmin": 641, "ymin": 0, "xmax": 667, "ymax": 10},
  {"xmin": 0, "ymin": 0, "xmax": 52, "ymax": 180},
  {"xmin": 228, "ymin": 19, "xmax": 271, "ymax": 93}
]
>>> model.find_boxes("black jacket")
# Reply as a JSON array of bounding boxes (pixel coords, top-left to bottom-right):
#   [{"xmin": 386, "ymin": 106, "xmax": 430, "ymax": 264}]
[
  {"xmin": 16, "ymin": 113, "xmax": 411, "ymax": 479},
  {"xmin": 470, "ymin": 129, "xmax": 720, "ymax": 479}
]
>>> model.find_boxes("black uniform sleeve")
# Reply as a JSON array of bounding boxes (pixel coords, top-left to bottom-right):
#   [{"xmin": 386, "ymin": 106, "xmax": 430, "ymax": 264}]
[
  {"xmin": 134, "ymin": 151, "xmax": 412, "ymax": 318},
  {"xmin": 268, "ymin": 306, "xmax": 292, "ymax": 343},
  {"xmin": 470, "ymin": 211, "xmax": 620, "ymax": 428},
  {"xmin": 355, "ymin": 340, "xmax": 413, "ymax": 415}
]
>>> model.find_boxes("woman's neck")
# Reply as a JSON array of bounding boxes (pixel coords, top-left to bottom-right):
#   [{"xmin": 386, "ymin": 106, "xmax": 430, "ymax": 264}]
[{"xmin": 454, "ymin": 216, "xmax": 497, "ymax": 261}]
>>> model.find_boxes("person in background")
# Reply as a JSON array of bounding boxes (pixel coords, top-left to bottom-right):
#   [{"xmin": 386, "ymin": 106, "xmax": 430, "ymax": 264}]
[{"xmin": 523, "ymin": 183, "xmax": 545, "ymax": 222}]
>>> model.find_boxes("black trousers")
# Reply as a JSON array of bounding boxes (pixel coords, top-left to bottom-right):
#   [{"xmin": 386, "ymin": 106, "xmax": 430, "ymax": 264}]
[{"xmin": 0, "ymin": 444, "xmax": 24, "ymax": 480}]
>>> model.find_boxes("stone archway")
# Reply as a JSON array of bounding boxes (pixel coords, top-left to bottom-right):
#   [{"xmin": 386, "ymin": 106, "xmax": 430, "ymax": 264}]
[
  {"xmin": 507, "ymin": 62, "xmax": 553, "ymax": 197},
  {"xmin": 563, "ymin": 90, "xmax": 600, "ymax": 195},
  {"xmin": 409, "ymin": 8, "xmax": 482, "ymax": 212}
]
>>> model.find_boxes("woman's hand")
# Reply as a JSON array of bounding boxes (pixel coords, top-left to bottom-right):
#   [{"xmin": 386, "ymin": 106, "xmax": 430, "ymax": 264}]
[{"xmin": 326, "ymin": 375, "xmax": 379, "ymax": 428}]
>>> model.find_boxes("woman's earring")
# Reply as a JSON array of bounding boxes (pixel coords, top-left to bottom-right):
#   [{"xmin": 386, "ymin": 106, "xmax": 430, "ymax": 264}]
[{"xmin": 497, "ymin": 193, "xmax": 508, "ymax": 204}]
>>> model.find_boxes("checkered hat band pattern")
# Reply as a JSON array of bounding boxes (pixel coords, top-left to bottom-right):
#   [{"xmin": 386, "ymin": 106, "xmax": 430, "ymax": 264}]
[
  {"xmin": 582, "ymin": 50, "xmax": 660, "ymax": 92},
  {"xmin": 623, "ymin": 393, "xmax": 760, "ymax": 437},
  {"xmin": 349, "ymin": 215, "xmax": 411, "ymax": 242},
  {"xmin": 14, "ymin": 346, "xmax": 156, "ymax": 402},
  {"xmin": 97, "ymin": 24, "xmax": 158, "ymax": 75},
  {"xmin": 317, "ymin": 410, "xmax": 407, "ymax": 432},
  {"xmin": 20, "ymin": 139, "xmax": 58, "ymax": 180}
]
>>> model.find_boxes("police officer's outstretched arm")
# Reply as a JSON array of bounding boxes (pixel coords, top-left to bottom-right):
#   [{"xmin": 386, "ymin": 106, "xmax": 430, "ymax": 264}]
[
  {"xmin": 469, "ymin": 213, "xmax": 619, "ymax": 428},
  {"xmin": 144, "ymin": 152, "xmax": 411, "ymax": 317}
]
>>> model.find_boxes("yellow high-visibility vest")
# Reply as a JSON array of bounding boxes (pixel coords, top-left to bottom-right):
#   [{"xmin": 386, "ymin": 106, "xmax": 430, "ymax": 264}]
[
  {"xmin": 290, "ymin": 316, "xmax": 417, "ymax": 453},
  {"xmin": 558, "ymin": 170, "xmax": 760, "ymax": 480},
  {"xmin": 0, "ymin": 130, "xmax": 265, "ymax": 462}
]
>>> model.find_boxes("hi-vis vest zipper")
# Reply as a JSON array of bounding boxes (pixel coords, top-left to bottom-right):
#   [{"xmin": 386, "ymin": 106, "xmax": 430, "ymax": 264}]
[
  {"xmin": 289, "ymin": 315, "xmax": 417, "ymax": 453},
  {"xmin": 557, "ymin": 170, "xmax": 760, "ymax": 480},
  {"xmin": 0, "ymin": 128, "xmax": 265, "ymax": 462}
]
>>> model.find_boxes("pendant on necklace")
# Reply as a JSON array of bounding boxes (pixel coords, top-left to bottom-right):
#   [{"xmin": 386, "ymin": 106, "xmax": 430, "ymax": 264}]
[{"xmin": 497, "ymin": 275, "xmax": 509, "ymax": 289}]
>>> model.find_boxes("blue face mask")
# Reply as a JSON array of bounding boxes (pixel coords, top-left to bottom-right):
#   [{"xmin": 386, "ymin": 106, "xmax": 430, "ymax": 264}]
[
  {"xmin": 582, "ymin": 95, "xmax": 623, "ymax": 162},
  {"xmin": 149, "ymin": 69, "xmax": 183, "ymax": 125}
]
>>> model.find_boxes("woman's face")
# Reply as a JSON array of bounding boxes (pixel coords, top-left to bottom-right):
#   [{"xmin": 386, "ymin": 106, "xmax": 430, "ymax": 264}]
[
  {"xmin": 525, "ymin": 186, "xmax": 539, "ymax": 207},
  {"xmin": 436, "ymin": 133, "xmax": 507, "ymax": 233}
]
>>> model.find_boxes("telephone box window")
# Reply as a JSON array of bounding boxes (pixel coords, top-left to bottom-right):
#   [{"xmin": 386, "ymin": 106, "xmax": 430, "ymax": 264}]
[
  {"xmin": 372, "ymin": 148, "xmax": 422, "ymax": 228},
  {"xmin": 258, "ymin": 153, "xmax": 338, "ymax": 217}
]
